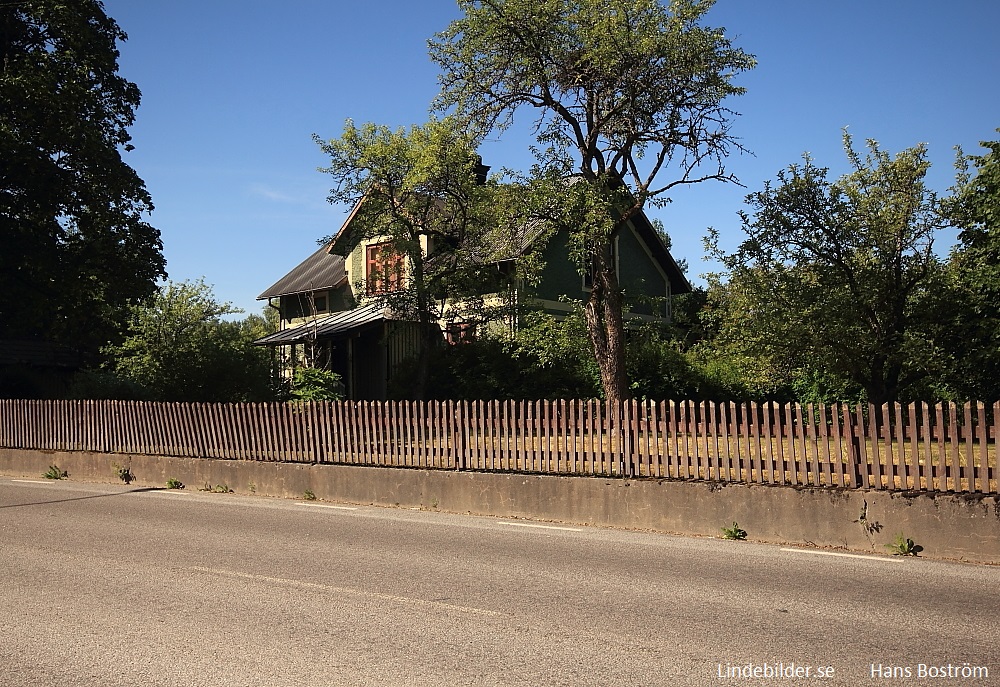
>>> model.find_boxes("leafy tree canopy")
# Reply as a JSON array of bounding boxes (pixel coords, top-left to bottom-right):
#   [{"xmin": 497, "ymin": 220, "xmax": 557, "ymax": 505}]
[
  {"xmin": 429, "ymin": 0, "xmax": 755, "ymax": 404},
  {"xmin": 944, "ymin": 133, "xmax": 1000, "ymax": 400},
  {"xmin": 949, "ymin": 135, "xmax": 1000, "ymax": 299},
  {"xmin": 1, "ymin": 0, "xmax": 164, "ymax": 358},
  {"xmin": 710, "ymin": 132, "xmax": 956, "ymax": 405},
  {"xmin": 103, "ymin": 280, "xmax": 276, "ymax": 402}
]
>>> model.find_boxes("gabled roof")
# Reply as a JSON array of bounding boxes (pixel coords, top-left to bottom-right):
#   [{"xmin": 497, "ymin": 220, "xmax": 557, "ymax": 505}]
[
  {"xmin": 561, "ymin": 175, "xmax": 691, "ymax": 294},
  {"xmin": 257, "ymin": 243, "xmax": 346, "ymax": 300},
  {"xmin": 330, "ymin": 193, "xmax": 545, "ymax": 267},
  {"xmin": 277, "ymin": 177, "xmax": 690, "ymax": 299},
  {"xmin": 627, "ymin": 210, "xmax": 692, "ymax": 295},
  {"xmin": 252, "ymin": 303, "xmax": 391, "ymax": 345},
  {"xmin": 470, "ymin": 203, "xmax": 691, "ymax": 294}
]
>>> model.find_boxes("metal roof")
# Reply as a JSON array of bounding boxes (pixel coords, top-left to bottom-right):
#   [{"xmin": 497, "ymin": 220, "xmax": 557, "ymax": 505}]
[
  {"xmin": 257, "ymin": 243, "xmax": 347, "ymax": 300},
  {"xmin": 262, "ymin": 177, "xmax": 690, "ymax": 302},
  {"xmin": 252, "ymin": 303, "xmax": 389, "ymax": 346}
]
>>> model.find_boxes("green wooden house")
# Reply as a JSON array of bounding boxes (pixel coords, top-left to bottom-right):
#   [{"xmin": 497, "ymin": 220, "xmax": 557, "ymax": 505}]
[{"xmin": 254, "ymin": 195, "xmax": 690, "ymax": 399}]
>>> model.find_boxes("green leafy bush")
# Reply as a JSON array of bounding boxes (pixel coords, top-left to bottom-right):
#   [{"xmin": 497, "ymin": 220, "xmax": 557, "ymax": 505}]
[
  {"xmin": 886, "ymin": 533, "xmax": 922, "ymax": 556},
  {"xmin": 290, "ymin": 368, "xmax": 344, "ymax": 401}
]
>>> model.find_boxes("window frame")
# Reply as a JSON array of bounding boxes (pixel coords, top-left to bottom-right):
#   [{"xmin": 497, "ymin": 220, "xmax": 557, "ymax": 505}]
[{"xmin": 365, "ymin": 242, "xmax": 405, "ymax": 296}]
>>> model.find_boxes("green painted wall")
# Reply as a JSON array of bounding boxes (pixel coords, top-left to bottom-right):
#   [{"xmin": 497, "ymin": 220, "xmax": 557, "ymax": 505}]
[
  {"xmin": 616, "ymin": 224, "xmax": 667, "ymax": 316},
  {"xmin": 534, "ymin": 231, "xmax": 585, "ymax": 304},
  {"xmin": 531, "ymin": 223, "xmax": 667, "ymax": 316}
]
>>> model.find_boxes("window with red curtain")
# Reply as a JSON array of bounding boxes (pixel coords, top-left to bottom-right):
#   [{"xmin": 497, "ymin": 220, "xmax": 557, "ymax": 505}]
[
  {"xmin": 446, "ymin": 322, "xmax": 477, "ymax": 345},
  {"xmin": 366, "ymin": 242, "xmax": 404, "ymax": 295}
]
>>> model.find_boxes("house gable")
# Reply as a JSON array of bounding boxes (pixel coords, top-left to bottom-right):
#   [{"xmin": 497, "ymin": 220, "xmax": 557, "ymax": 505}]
[
  {"xmin": 256, "ymin": 242, "xmax": 355, "ymax": 327},
  {"xmin": 530, "ymin": 209, "xmax": 690, "ymax": 318}
]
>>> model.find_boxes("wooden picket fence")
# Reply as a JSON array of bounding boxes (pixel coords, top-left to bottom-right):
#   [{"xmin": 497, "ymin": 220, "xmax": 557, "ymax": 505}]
[{"xmin": 0, "ymin": 398, "xmax": 996, "ymax": 493}]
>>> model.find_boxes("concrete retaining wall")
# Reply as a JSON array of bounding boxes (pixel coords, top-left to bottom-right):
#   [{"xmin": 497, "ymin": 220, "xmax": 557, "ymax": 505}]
[{"xmin": 3, "ymin": 448, "xmax": 998, "ymax": 564}]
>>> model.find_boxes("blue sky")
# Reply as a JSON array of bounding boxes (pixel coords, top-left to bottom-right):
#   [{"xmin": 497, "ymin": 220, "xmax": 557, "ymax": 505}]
[{"xmin": 103, "ymin": 0, "xmax": 1000, "ymax": 317}]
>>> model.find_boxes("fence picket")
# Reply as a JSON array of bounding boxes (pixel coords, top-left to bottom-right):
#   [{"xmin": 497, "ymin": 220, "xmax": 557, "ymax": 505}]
[
  {"xmin": 985, "ymin": 401, "xmax": 1000, "ymax": 494},
  {"xmin": 917, "ymin": 402, "xmax": 929, "ymax": 490},
  {"xmin": 989, "ymin": 403, "xmax": 998, "ymax": 493},
  {"xmin": 963, "ymin": 403, "xmax": 975, "ymax": 492},
  {"xmin": 761, "ymin": 401, "xmax": 781, "ymax": 484},
  {"xmin": 975, "ymin": 402, "xmax": 987, "ymax": 493},
  {"xmin": 892, "ymin": 403, "xmax": 907, "ymax": 490},
  {"xmin": 877, "ymin": 404, "xmax": 892, "ymax": 490},
  {"xmin": 749, "ymin": 402, "xmax": 762, "ymax": 484},
  {"xmin": 771, "ymin": 403, "xmax": 785, "ymax": 485},
  {"xmin": 830, "ymin": 403, "xmax": 845, "ymax": 487}
]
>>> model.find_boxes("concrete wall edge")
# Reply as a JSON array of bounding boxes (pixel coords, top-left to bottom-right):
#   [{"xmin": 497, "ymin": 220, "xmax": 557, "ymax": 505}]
[{"xmin": 2, "ymin": 448, "xmax": 997, "ymax": 565}]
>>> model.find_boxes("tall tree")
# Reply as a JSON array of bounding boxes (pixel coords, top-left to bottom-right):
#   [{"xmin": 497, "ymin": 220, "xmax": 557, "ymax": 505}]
[
  {"xmin": 315, "ymin": 118, "xmax": 528, "ymax": 398},
  {"xmin": 711, "ymin": 133, "xmax": 955, "ymax": 405},
  {"xmin": 429, "ymin": 0, "xmax": 754, "ymax": 404},
  {"xmin": 1, "ymin": 0, "xmax": 164, "ymax": 358},
  {"xmin": 945, "ymin": 133, "xmax": 1000, "ymax": 399}
]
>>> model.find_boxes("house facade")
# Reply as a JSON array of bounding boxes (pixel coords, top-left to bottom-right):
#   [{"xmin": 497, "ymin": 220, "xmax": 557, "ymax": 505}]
[
  {"xmin": 254, "ymin": 197, "xmax": 690, "ymax": 400},
  {"xmin": 253, "ymin": 241, "xmax": 421, "ymax": 400}
]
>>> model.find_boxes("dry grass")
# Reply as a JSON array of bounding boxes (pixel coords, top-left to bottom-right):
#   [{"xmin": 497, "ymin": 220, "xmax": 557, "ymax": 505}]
[{"xmin": 354, "ymin": 431, "xmax": 997, "ymax": 493}]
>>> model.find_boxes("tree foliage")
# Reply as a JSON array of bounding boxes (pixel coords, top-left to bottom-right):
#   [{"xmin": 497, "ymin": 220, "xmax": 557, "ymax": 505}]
[
  {"xmin": 710, "ymin": 133, "xmax": 955, "ymax": 404},
  {"xmin": 290, "ymin": 368, "xmax": 343, "ymax": 401},
  {"xmin": 315, "ymin": 117, "xmax": 532, "ymax": 397},
  {"xmin": 945, "ymin": 134, "xmax": 1000, "ymax": 400},
  {"xmin": 429, "ymin": 0, "xmax": 754, "ymax": 404},
  {"xmin": 399, "ymin": 306, "xmax": 740, "ymax": 402},
  {"xmin": 0, "ymin": 0, "xmax": 165, "ymax": 357},
  {"xmin": 103, "ymin": 280, "xmax": 275, "ymax": 402}
]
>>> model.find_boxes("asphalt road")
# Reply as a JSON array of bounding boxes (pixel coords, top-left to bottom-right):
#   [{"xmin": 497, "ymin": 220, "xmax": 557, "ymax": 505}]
[{"xmin": 1, "ymin": 477, "xmax": 998, "ymax": 686}]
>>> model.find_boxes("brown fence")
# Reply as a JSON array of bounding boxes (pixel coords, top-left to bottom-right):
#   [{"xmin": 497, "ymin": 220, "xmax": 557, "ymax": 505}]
[{"xmin": 1, "ymin": 399, "xmax": 996, "ymax": 494}]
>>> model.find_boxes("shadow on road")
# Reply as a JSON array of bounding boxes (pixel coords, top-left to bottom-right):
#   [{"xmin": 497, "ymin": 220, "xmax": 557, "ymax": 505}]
[{"xmin": 0, "ymin": 486, "xmax": 165, "ymax": 509}]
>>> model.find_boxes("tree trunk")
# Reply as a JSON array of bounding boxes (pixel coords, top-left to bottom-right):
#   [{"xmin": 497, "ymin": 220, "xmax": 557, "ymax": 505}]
[
  {"xmin": 865, "ymin": 359, "xmax": 897, "ymax": 407},
  {"xmin": 584, "ymin": 244, "xmax": 630, "ymax": 405},
  {"xmin": 410, "ymin": 252, "xmax": 433, "ymax": 401}
]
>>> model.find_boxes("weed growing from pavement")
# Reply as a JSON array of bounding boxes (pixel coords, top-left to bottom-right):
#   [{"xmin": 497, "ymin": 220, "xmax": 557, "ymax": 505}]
[
  {"xmin": 112, "ymin": 461, "xmax": 134, "ymax": 484},
  {"xmin": 886, "ymin": 532, "xmax": 922, "ymax": 556},
  {"xmin": 303, "ymin": 489, "xmax": 317, "ymax": 501},
  {"xmin": 721, "ymin": 522, "xmax": 747, "ymax": 540},
  {"xmin": 43, "ymin": 465, "xmax": 67, "ymax": 480},
  {"xmin": 165, "ymin": 478, "xmax": 184, "ymax": 489}
]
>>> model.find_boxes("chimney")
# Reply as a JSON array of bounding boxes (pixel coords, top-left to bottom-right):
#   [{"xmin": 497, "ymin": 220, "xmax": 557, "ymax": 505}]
[{"xmin": 474, "ymin": 155, "xmax": 490, "ymax": 185}]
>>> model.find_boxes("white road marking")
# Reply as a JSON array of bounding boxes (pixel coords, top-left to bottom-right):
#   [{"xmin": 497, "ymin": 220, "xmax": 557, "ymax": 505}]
[
  {"xmin": 780, "ymin": 548, "xmax": 903, "ymax": 562},
  {"xmin": 296, "ymin": 503, "xmax": 358, "ymax": 510},
  {"xmin": 10, "ymin": 479, "xmax": 50, "ymax": 484},
  {"xmin": 190, "ymin": 566, "xmax": 502, "ymax": 617},
  {"xmin": 499, "ymin": 521, "xmax": 582, "ymax": 532}
]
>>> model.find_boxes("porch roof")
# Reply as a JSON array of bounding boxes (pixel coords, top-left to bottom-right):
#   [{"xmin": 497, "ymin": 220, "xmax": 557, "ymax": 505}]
[{"xmin": 253, "ymin": 303, "xmax": 388, "ymax": 346}]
